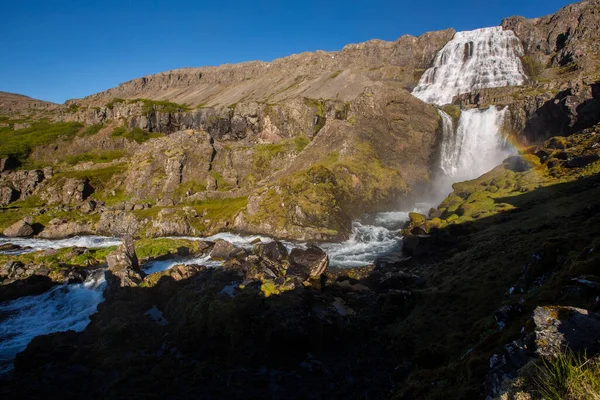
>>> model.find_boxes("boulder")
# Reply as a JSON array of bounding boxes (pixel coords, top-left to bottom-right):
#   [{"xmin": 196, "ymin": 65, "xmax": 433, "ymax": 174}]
[
  {"xmin": 3, "ymin": 219, "xmax": 34, "ymax": 237},
  {"xmin": 211, "ymin": 240, "xmax": 245, "ymax": 260},
  {"xmin": 534, "ymin": 306, "xmax": 600, "ymax": 357},
  {"xmin": 106, "ymin": 236, "xmax": 142, "ymax": 288},
  {"xmin": 287, "ymin": 246, "xmax": 328, "ymax": 281},
  {"xmin": 0, "ymin": 158, "xmax": 16, "ymax": 172},
  {"xmin": 0, "ymin": 186, "xmax": 19, "ymax": 206},
  {"xmin": 37, "ymin": 218, "xmax": 92, "ymax": 239}
]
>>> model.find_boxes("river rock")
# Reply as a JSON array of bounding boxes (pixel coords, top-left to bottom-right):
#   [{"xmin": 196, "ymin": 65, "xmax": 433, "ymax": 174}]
[
  {"xmin": 211, "ymin": 239, "xmax": 245, "ymax": 260},
  {"xmin": 3, "ymin": 219, "xmax": 34, "ymax": 237},
  {"xmin": 106, "ymin": 236, "xmax": 142, "ymax": 288},
  {"xmin": 287, "ymin": 246, "xmax": 328, "ymax": 281}
]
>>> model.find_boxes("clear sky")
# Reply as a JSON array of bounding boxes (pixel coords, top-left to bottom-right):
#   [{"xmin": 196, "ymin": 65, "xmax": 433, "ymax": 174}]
[{"xmin": 1, "ymin": 0, "xmax": 575, "ymax": 104}]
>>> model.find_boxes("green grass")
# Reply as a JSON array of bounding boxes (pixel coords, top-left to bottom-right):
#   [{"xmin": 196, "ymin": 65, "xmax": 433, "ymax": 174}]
[
  {"xmin": 0, "ymin": 246, "xmax": 116, "ymax": 270},
  {"xmin": 251, "ymin": 136, "xmax": 310, "ymax": 175},
  {"xmin": 78, "ymin": 123, "xmax": 104, "ymax": 137},
  {"xmin": 534, "ymin": 352, "xmax": 600, "ymax": 400},
  {"xmin": 210, "ymin": 170, "xmax": 233, "ymax": 191},
  {"xmin": 64, "ymin": 150, "xmax": 125, "ymax": 166},
  {"xmin": 130, "ymin": 98, "xmax": 191, "ymax": 114},
  {"xmin": 52, "ymin": 164, "xmax": 125, "ymax": 192},
  {"xmin": 135, "ymin": 238, "xmax": 211, "ymax": 260},
  {"xmin": 112, "ymin": 126, "xmax": 163, "ymax": 143},
  {"xmin": 0, "ymin": 121, "xmax": 84, "ymax": 164}
]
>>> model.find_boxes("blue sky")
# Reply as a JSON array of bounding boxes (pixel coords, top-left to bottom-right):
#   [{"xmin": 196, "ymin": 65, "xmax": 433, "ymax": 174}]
[{"xmin": 1, "ymin": 0, "xmax": 574, "ymax": 103}]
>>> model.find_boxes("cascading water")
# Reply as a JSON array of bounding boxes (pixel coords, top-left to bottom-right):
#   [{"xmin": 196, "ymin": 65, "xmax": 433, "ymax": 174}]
[
  {"xmin": 431, "ymin": 106, "xmax": 512, "ymax": 201},
  {"xmin": 413, "ymin": 26, "xmax": 526, "ymax": 106},
  {"xmin": 0, "ymin": 270, "xmax": 106, "ymax": 375},
  {"xmin": 412, "ymin": 26, "xmax": 526, "ymax": 202}
]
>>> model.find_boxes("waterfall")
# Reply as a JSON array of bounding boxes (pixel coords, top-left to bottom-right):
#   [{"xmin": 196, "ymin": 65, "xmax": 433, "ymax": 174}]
[
  {"xmin": 432, "ymin": 107, "xmax": 511, "ymax": 200},
  {"xmin": 413, "ymin": 27, "xmax": 526, "ymax": 106},
  {"xmin": 0, "ymin": 270, "xmax": 106, "ymax": 375}
]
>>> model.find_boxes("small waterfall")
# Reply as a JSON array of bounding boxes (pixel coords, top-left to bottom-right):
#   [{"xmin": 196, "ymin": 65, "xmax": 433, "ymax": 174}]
[
  {"xmin": 0, "ymin": 270, "xmax": 106, "ymax": 375},
  {"xmin": 413, "ymin": 27, "xmax": 526, "ymax": 105}
]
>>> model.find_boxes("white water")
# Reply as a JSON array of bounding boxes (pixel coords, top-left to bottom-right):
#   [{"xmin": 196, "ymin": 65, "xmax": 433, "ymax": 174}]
[
  {"xmin": 143, "ymin": 254, "xmax": 222, "ymax": 274},
  {"xmin": 0, "ymin": 235, "xmax": 122, "ymax": 255},
  {"xmin": 430, "ymin": 107, "xmax": 512, "ymax": 201},
  {"xmin": 413, "ymin": 27, "xmax": 526, "ymax": 105},
  {"xmin": 0, "ymin": 270, "xmax": 106, "ymax": 375}
]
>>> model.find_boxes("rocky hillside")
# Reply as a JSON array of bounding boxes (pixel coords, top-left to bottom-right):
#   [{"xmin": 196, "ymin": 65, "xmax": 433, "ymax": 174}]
[{"xmin": 0, "ymin": 0, "xmax": 598, "ymax": 243}]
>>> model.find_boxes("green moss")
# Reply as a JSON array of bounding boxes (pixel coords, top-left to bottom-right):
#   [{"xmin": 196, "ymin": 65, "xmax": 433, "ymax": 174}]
[
  {"xmin": 260, "ymin": 280, "xmax": 281, "ymax": 297},
  {"xmin": 441, "ymin": 104, "xmax": 461, "ymax": 122},
  {"xmin": 175, "ymin": 180, "xmax": 207, "ymax": 199},
  {"xmin": 210, "ymin": 170, "xmax": 233, "ymax": 192}
]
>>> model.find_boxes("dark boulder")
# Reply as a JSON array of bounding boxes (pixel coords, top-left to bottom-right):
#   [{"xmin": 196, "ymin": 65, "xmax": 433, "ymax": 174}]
[
  {"xmin": 287, "ymin": 246, "xmax": 328, "ymax": 281},
  {"xmin": 565, "ymin": 154, "xmax": 599, "ymax": 168},
  {"xmin": 106, "ymin": 236, "xmax": 142, "ymax": 289}
]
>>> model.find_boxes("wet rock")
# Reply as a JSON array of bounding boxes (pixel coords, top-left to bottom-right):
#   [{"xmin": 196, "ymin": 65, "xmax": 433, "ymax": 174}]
[
  {"xmin": 252, "ymin": 241, "xmax": 288, "ymax": 263},
  {"xmin": 3, "ymin": 219, "xmax": 34, "ymax": 237},
  {"xmin": 211, "ymin": 240, "xmax": 244, "ymax": 260},
  {"xmin": 0, "ymin": 243, "xmax": 22, "ymax": 252},
  {"xmin": 287, "ymin": 246, "xmax": 328, "ymax": 281},
  {"xmin": 505, "ymin": 156, "xmax": 531, "ymax": 172},
  {"xmin": 565, "ymin": 154, "xmax": 600, "ymax": 168},
  {"xmin": 534, "ymin": 306, "xmax": 600, "ymax": 357}
]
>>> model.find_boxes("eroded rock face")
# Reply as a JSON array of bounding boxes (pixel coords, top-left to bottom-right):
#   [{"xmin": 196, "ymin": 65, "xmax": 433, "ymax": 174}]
[{"xmin": 42, "ymin": 178, "xmax": 93, "ymax": 205}]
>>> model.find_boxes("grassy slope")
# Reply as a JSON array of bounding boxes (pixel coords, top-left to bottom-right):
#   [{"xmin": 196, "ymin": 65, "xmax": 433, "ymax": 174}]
[{"xmin": 394, "ymin": 130, "xmax": 600, "ymax": 399}]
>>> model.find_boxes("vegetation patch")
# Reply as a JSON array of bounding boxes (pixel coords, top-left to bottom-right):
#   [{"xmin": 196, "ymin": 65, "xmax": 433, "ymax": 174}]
[
  {"xmin": 0, "ymin": 121, "xmax": 84, "ymax": 165},
  {"xmin": 78, "ymin": 123, "xmax": 104, "ymax": 137},
  {"xmin": 64, "ymin": 150, "xmax": 125, "ymax": 166},
  {"xmin": 112, "ymin": 126, "xmax": 163, "ymax": 143}
]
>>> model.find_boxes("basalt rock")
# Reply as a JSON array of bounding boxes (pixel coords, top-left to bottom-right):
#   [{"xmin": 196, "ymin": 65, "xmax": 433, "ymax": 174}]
[{"xmin": 0, "ymin": 186, "xmax": 19, "ymax": 206}]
